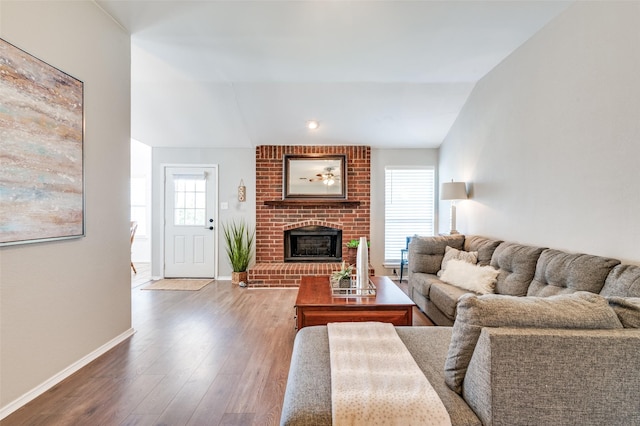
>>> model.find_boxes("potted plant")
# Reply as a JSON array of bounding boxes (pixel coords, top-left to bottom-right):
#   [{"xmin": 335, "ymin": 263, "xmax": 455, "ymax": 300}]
[
  {"xmin": 345, "ymin": 239, "xmax": 360, "ymax": 249},
  {"xmin": 345, "ymin": 238, "xmax": 370, "ymax": 265},
  {"xmin": 345, "ymin": 239, "xmax": 359, "ymax": 265},
  {"xmin": 331, "ymin": 261, "xmax": 354, "ymax": 289},
  {"xmin": 222, "ymin": 219, "xmax": 255, "ymax": 287}
]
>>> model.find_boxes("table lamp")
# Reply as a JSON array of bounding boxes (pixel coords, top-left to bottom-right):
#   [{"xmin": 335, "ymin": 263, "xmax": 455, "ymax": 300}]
[{"xmin": 441, "ymin": 181, "xmax": 468, "ymax": 235}]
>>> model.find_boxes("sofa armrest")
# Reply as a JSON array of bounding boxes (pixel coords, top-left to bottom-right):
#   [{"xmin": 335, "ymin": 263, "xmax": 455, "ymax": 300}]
[
  {"xmin": 463, "ymin": 327, "xmax": 640, "ymax": 426},
  {"xmin": 280, "ymin": 327, "xmax": 332, "ymax": 426}
]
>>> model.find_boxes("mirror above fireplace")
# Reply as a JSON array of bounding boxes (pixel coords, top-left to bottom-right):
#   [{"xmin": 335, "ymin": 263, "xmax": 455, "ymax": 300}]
[{"xmin": 283, "ymin": 154, "xmax": 347, "ymax": 199}]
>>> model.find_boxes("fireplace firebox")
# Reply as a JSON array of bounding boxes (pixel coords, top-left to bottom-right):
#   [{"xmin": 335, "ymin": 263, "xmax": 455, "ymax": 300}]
[{"xmin": 284, "ymin": 226, "xmax": 342, "ymax": 263}]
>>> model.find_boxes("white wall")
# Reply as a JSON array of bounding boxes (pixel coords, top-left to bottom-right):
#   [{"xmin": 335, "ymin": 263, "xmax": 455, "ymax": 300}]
[
  {"xmin": 371, "ymin": 148, "xmax": 439, "ymax": 275},
  {"xmin": 0, "ymin": 0, "xmax": 131, "ymax": 414},
  {"xmin": 151, "ymin": 148, "xmax": 256, "ymax": 278},
  {"xmin": 439, "ymin": 1, "xmax": 640, "ymax": 265}
]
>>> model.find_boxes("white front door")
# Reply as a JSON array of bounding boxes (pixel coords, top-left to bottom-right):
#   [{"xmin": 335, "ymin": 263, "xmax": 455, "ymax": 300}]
[{"xmin": 164, "ymin": 166, "xmax": 217, "ymax": 278}]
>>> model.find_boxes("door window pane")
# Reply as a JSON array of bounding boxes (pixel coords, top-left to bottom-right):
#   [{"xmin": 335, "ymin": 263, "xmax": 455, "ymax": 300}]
[{"xmin": 174, "ymin": 177, "xmax": 206, "ymax": 226}]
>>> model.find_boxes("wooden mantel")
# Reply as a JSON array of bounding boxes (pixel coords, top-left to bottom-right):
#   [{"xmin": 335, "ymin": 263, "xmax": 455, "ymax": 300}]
[{"xmin": 264, "ymin": 199, "xmax": 361, "ymax": 207}]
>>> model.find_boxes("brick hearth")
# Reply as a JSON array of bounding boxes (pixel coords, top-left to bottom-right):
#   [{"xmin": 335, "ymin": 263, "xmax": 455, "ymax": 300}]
[
  {"xmin": 248, "ymin": 145, "xmax": 372, "ymax": 287},
  {"xmin": 248, "ymin": 263, "xmax": 376, "ymax": 287}
]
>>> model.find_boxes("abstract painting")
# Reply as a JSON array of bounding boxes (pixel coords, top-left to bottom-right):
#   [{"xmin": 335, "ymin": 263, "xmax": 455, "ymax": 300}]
[{"xmin": 0, "ymin": 38, "xmax": 84, "ymax": 246}]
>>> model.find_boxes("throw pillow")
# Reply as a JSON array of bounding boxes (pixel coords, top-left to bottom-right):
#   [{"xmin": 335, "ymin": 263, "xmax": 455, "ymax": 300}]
[
  {"xmin": 437, "ymin": 246, "xmax": 478, "ymax": 277},
  {"xmin": 440, "ymin": 259, "xmax": 498, "ymax": 294},
  {"xmin": 607, "ymin": 297, "xmax": 640, "ymax": 328},
  {"xmin": 444, "ymin": 291, "xmax": 623, "ymax": 394}
]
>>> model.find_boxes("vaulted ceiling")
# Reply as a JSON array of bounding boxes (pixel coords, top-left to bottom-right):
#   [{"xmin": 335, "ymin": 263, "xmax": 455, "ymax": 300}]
[{"xmin": 97, "ymin": 0, "xmax": 571, "ymax": 149}]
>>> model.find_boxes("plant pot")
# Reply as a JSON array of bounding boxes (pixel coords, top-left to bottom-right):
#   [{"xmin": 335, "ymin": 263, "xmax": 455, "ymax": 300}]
[
  {"xmin": 339, "ymin": 277, "xmax": 352, "ymax": 288},
  {"xmin": 232, "ymin": 271, "xmax": 248, "ymax": 286},
  {"xmin": 345, "ymin": 247, "xmax": 357, "ymax": 265}
]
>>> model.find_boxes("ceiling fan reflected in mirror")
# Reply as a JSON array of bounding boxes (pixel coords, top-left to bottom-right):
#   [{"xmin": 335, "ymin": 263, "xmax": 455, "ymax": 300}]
[
  {"xmin": 304, "ymin": 167, "xmax": 341, "ymax": 186},
  {"xmin": 285, "ymin": 154, "xmax": 346, "ymax": 199}
]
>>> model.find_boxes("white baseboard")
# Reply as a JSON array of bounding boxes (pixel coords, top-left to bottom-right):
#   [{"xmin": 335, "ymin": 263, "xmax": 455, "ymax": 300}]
[
  {"xmin": 217, "ymin": 275, "xmax": 231, "ymax": 280},
  {"xmin": 0, "ymin": 328, "xmax": 135, "ymax": 420}
]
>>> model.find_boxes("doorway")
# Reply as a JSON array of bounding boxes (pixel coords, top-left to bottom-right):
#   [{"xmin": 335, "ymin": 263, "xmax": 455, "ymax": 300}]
[{"xmin": 164, "ymin": 166, "xmax": 217, "ymax": 278}]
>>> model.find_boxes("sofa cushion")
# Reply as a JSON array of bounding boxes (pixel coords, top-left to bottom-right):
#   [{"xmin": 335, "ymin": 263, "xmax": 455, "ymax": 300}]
[
  {"xmin": 490, "ymin": 242, "xmax": 545, "ymax": 296},
  {"xmin": 396, "ymin": 328, "xmax": 482, "ymax": 426},
  {"xmin": 410, "ymin": 235, "xmax": 464, "ymax": 275},
  {"xmin": 440, "ymin": 260, "xmax": 498, "ymax": 295},
  {"xmin": 429, "ymin": 282, "xmax": 470, "ymax": 322},
  {"xmin": 600, "ymin": 264, "xmax": 640, "ymax": 298},
  {"xmin": 410, "ymin": 272, "xmax": 441, "ymax": 299},
  {"xmin": 463, "ymin": 236, "xmax": 502, "ymax": 266},
  {"xmin": 607, "ymin": 297, "xmax": 640, "ymax": 328},
  {"xmin": 438, "ymin": 246, "xmax": 478, "ymax": 277},
  {"xmin": 444, "ymin": 292, "xmax": 623, "ymax": 394},
  {"xmin": 527, "ymin": 249, "xmax": 621, "ymax": 297}
]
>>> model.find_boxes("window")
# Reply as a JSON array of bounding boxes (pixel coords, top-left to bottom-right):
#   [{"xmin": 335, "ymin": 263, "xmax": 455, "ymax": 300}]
[
  {"xmin": 130, "ymin": 139, "xmax": 151, "ymax": 238},
  {"xmin": 384, "ymin": 167, "xmax": 435, "ymax": 263},
  {"xmin": 130, "ymin": 176, "xmax": 147, "ymax": 237},
  {"xmin": 173, "ymin": 177, "xmax": 207, "ymax": 226}
]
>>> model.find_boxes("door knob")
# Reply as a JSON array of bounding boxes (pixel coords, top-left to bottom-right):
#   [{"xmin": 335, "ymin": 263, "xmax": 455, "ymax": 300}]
[{"xmin": 208, "ymin": 226, "xmax": 214, "ymax": 230}]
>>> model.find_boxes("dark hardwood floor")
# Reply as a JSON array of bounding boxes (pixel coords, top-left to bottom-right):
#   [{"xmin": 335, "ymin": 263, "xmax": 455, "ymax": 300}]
[{"xmin": 2, "ymin": 278, "xmax": 431, "ymax": 425}]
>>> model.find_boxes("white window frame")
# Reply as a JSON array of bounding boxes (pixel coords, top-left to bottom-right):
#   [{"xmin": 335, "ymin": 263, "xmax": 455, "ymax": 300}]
[{"xmin": 384, "ymin": 166, "xmax": 435, "ymax": 264}]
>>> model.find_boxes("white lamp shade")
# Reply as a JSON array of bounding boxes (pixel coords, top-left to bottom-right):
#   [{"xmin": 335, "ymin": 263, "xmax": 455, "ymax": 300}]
[{"xmin": 441, "ymin": 182, "xmax": 468, "ymax": 200}]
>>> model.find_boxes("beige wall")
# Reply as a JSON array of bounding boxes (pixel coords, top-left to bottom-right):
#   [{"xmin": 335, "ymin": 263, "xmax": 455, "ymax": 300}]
[
  {"xmin": 0, "ymin": 0, "xmax": 131, "ymax": 412},
  {"xmin": 439, "ymin": 1, "xmax": 640, "ymax": 265}
]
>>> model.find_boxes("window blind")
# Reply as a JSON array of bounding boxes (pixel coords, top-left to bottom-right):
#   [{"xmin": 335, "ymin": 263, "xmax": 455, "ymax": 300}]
[{"xmin": 384, "ymin": 167, "xmax": 435, "ymax": 262}]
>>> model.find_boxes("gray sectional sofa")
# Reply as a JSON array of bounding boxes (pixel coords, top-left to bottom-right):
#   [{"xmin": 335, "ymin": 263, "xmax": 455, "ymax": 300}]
[
  {"xmin": 407, "ymin": 234, "xmax": 634, "ymax": 325},
  {"xmin": 280, "ymin": 235, "xmax": 640, "ymax": 425}
]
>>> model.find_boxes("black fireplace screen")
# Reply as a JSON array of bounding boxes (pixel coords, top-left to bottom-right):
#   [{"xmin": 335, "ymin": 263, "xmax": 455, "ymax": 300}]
[{"xmin": 284, "ymin": 226, "xmax": 342, "ymax": 262}]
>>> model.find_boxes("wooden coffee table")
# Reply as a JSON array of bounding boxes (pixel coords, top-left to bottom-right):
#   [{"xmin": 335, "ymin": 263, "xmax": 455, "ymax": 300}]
[{"xmin": 294, "ymin": 275, "xmax": 415, "ymax": 330}]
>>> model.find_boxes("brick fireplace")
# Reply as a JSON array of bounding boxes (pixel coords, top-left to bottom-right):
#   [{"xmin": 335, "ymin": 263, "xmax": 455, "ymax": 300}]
[
  {"xmin": 248, "ymin": 145, "xmax": 372, "ymax": 286},
  {"xmin": 284, "ymin": 225, "xmax": 342, "ymax": 262}
]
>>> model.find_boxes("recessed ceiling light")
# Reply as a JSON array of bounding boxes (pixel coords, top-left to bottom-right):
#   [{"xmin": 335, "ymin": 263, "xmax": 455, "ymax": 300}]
[{"xmin": 306, "ymin": 120, "xmax": 319, "ymax": 130}]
